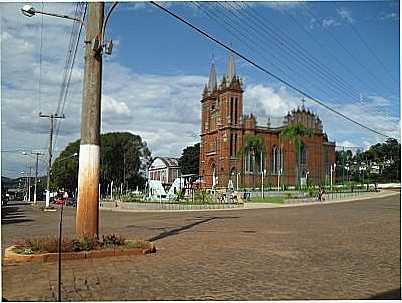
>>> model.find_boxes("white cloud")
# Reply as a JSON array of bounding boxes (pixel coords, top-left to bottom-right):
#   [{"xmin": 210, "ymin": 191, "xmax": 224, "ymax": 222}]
[
  {"xmin": 102, "ymin": 95, "xmax": 131, "ymax": 115},
  {"xmin": 243, "ymin": 84, "xmax": 299, "ymax": 126},
  {"xmin": 1, "ymin": 2, "xmax": 399, "ymax": 178},
  {"xmin": 378, "ymin": 12, "xmax": 399, "ymax": 21},
  {"xmin": 322, "ymin": 17, "xmax": 340, "ymax": 28},
  {"xmin": 337, "ymin": 7, "xmax": 354, "ymax": 23}
]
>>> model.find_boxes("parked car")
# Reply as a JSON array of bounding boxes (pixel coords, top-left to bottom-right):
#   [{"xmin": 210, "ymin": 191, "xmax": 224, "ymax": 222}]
[{"xmin": 54, "ymin": 197, "xmax": 65, "ymax": 205}]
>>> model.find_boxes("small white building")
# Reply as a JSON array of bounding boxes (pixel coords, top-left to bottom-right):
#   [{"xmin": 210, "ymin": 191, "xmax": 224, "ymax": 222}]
[{"xmin": 148, "ymin": 157, "xmax": 180, "ymax": 185}]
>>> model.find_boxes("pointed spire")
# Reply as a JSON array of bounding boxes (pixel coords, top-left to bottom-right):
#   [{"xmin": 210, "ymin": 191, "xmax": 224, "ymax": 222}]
[
  {"xmin": 227, "ymin": 52, "xmax": 236, "ymax": 82},
  {"xmin": 301, "ymin": 97, "xmax": 306, "ymax": 111},
  {"xmin": 208, "ymin": 62, "xmax": 217, "ymax": 92},
  {"xmin": 203, "ymin": 84, "xmax": 208, "ymax": 96}
]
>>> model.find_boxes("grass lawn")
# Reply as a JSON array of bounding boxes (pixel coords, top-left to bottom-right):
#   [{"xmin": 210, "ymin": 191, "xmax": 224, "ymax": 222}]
[{"xmin": 248, "ymin": 195, "xmax": 286, "ymax": 204}]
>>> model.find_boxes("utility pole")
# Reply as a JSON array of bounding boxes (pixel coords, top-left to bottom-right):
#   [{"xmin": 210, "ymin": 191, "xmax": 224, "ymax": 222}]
[
  {"xmin": 76, "ymin": 2, "xmax": 104, "ymax": 237},
  {"xmin": 28, "ymin": 167, "xmax": 32, "ymax": 202},
  {"xmin": 40, "ymin": 113, "xmax": 65, "ymax": 208},
  {"xmin": 32, "ymin": 151, "xmax": 44, "ymax": 204}
]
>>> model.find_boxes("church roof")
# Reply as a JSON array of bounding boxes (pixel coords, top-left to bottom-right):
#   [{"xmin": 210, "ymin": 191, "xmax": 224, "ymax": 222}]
[
  {"xmin": 227, "ymin": 52, "xmax": 236, "ymax": 81},
  {"xmin": 208, "ymin": 63, "xmax": 217, "ymax": 92}
]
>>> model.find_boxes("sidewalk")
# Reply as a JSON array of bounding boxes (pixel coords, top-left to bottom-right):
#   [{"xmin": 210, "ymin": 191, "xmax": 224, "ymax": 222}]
[
  {"xmin": 99, "ymin": 190, "xmax": 399, "ymax": 213},
  {"xmin": 245, "ymin": 189, "xmax": 400, "ymax": 209}
]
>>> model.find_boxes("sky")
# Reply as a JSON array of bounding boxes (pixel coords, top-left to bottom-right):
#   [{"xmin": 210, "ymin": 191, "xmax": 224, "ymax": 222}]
[{"xmin": 1, "ymin": 1, "xmax": 400, "ymax": 178}]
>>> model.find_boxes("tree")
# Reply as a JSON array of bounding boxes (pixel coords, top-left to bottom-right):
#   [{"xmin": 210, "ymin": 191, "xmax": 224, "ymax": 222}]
[
  {"xmin": 238, "ymin": 134, "xmax": 265, "ymax": 188},
  {"xmin": 50, "ymin": 132, "xmax": 152, "ymax": 195},
  {"xmin": 280, "ymin": 122, "xmax": 313, "ymax": 188},
  {"xmin": 335, "ymin": 138, "xmax": 400, "ymax": 183},
  {"xmin": 179, "ymin": 143, "xmax": 200, "ymax": 175}
]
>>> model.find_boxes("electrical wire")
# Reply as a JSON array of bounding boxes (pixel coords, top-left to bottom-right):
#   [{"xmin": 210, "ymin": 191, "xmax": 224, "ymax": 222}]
[
  {"xmin": 227, "ymin": 1, "xmax": 397, "ymax": 123},
  {"xmin": 301, "ymin": 3, "xmax": 396, "ymax": 95},
  {"xmin": 52, "ymin": 3, "xmax": 87, "ymax": 153},
  {"xmin": 150, "ymin": 1, "xmax": 392, "ymax": 139},
  {"xmin": 280, "ymin": 7, "xmax": 396, "ymax": 118}
]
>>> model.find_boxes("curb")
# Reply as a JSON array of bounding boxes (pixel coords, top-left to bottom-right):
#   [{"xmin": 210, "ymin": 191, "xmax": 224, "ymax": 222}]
[
  {"xmin": 262, "ymin": 190, "xmax": 400, "ymax": 209},
  {"xmin": 3, "ymin": 242, "xmax": 156, "ymax": 263},
  {"xmin": 98, "ymin": 190, "xmax": 399, "ymax": 213}
]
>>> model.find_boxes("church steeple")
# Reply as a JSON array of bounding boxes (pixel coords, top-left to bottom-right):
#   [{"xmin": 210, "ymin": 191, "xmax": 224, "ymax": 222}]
[
  {"xmin": 208, "ymin": 62, "xmax": 217, "ymax": 92},
  {"xmin": 227, "ymin": 52, "xmax": 236, "ymax": 82}
]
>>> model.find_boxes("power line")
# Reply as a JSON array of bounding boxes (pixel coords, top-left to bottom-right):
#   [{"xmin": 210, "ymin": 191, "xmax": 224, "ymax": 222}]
[
  {"xmin": 331, "ymin": 2, "xmax": 396, "ymax": 84},
  {"xmin": 301, "ymin": 3, "xmax": 396, "ymax": 95},
  {"xmin": 215, "ymin": 1, "xmax": 389, "ymax": 121},
  {"xmin": 150, "ymin": 1, "xmax": 391, "ymax": 139},
  {"xmin": 197, "ymin": 1, "xmax": 342, "ymax": 102},
  {"xmin": 53, "ymin": 3, "xmax": 87, "ymax": 152},
  {"xmin": 238, "ymin": 1, "xmax": 396, "ymax": 122},
  {"xmin": 196, "ymin": 2, "xmax": 397, "ymax": 130}
]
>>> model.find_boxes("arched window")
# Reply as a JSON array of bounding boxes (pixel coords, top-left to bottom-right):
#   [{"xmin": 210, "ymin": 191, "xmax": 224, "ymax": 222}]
[
  {"xmin": 245, "ymin": 150, "xmax": 254, "ymax": 173},
  {"xmin": 300, "ymin": 144, "xmax": 307, "ymax": 166},
  {"xmin": 271, "ymin": 145, "xmax": 282, "ymax": 175}
]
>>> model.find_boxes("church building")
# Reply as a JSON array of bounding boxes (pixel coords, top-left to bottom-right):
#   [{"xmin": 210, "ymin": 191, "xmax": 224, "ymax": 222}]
[{"xmin": 199, "ymin": 53, "xmax": 336, "ymax": 189}]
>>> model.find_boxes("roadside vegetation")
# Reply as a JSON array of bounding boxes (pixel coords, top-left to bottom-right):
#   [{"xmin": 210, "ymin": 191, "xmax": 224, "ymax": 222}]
[{"xmin": 11, "ymin": 233, "xmax": 152, "ymax": 255}]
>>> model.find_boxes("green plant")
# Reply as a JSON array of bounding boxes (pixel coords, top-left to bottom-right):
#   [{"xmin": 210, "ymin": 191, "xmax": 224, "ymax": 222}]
[
  {"xmin": 80, "ymin": 237, "xmax": 100, "ymax": 251},
  {"xmin": 102, "ymin": 233, "xmax": 125, "ymax": 248},
  {"xmin": 126, "ymin": 240, "xmax": 149, "ymax": 249}
]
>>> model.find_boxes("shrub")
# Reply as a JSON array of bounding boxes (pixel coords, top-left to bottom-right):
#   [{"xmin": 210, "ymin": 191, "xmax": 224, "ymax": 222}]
[
  {"xmin": 126, "ymin": 240, "xmax": 149, "ymax": 249},
  {"xmin": 101, "ymin": 233, "xmax": 125, "ymax": 248},
  {"xmin": 11, "ymin": 233, "xmax": 136, "ymax": 254}
]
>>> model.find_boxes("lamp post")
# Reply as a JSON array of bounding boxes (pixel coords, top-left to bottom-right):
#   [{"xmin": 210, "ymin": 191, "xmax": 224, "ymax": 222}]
[
  {"xmin": 330, "ymin": 163, "xmax": 336, "ymax": 191},
  {"xmin": 21, "ymin": 2, "xmax": 118, "ymax": 237},
  {"xmin": 305, "ymin": 170, "xmax": 310, "ymax": 189},
  {"xmin": 20, "ymin": 171, "xmax": 26, "ymax": 201},
  {"xmin": 277, "ymin": 168, "xmax": 282, "ymax": 192},
  {"xmin": 21, "ymin": 5, "xmax": 84, "ymax": 23},
  {"xmin": 261, "ymin": 169, "xmax": 266, "ymax": 198},
  {"xmin": 31, "ymin": 151, "xmax": 44, "ymax": 204},
  {"xmin": 21, "ymin": 152, "xmax": 32, "ymax": 202}
]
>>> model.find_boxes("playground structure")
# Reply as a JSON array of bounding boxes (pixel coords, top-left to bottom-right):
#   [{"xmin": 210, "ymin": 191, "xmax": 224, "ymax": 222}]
[{"xmin": 143, "ymin": 174, "xmax": 242, "ymax": 204}]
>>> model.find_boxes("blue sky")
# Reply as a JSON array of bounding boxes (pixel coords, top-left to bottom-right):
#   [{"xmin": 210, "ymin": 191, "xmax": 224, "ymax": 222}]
[{"xmin": 1, "ymin": 1, "xmax": 400, "ymax": 177}]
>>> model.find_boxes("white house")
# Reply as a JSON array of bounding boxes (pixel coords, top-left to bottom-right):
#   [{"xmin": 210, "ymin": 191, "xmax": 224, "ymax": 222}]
[{"xmin": 148, "ymin": 157, "xmax": 180, "ymax": 185}]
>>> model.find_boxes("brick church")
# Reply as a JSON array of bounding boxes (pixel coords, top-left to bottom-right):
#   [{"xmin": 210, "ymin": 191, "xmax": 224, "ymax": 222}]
[{"xmin": 199, "ymin": 53, "xmax": 336, "ymax": 189}]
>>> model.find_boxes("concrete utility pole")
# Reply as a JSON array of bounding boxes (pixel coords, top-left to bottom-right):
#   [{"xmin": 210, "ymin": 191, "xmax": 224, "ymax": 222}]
[
  {"xmin": 40, "ymin": 113, "xmax": 65, "ymax": 208},
  {"xmin": 76, "ymin": 2, "xmax": 104, "ymax": 237},
  {"xmin": 32, "ymin": 151, "xmax": 44, "ymax": 204},
  {"xmin": 28, "ymin": 167, "xmax": 32, "ymax": 202}
]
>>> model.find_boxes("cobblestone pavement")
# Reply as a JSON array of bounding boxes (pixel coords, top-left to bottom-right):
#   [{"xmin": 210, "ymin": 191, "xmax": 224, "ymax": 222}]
[{"xmin": 2, "ymin": 193, "xmax": 400, "ymax": 301}]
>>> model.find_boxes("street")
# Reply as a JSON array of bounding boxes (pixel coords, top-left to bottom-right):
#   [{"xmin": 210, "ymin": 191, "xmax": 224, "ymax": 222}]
[{"xmin": 2, "ymin": 193, "xmax": 401, "ymax": 300}]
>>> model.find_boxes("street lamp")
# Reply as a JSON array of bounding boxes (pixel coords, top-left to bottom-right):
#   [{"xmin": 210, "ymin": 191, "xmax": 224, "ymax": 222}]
[
  {"xmin": 305, "ymin": 170, "xmax": 310, "ymax": 189},
  {"xmin": 21, "ymin": 4, "xmax": 84, "ymax": 23},
  {"xmin": 330, "ymin": 163, "xmax": 336, "ymax": 191},
  {"xmin": 21, "ymin": 152, "xmax": 32, "ymax": 202},
  {"xmin": 261, "ymin": 169, "xmax": 266, "ymax": 198},
  {"xmin": 56, "ymin": 152, "xmax": 78, "ymax": 163},
  {"xmin": 21, "ymin": 2, "xmax": 119, "ymax": 238}
]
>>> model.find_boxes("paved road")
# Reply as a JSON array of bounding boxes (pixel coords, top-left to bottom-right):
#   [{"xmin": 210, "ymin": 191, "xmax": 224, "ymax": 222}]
[{"xmin": 2, "ymin": 193, "xmax": 400, "ymax": 301}]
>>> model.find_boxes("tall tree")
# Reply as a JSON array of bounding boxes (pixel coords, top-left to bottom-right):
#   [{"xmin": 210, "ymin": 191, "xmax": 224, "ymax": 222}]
[
  {"xmin": 238, "ymin": 134, "xmax": 265, "ymax": 188},
  {"xmin": 50, "ymin": 132, "xmax": 152, "ymax": 194},
  {"xmin": 280, "ymin": 122, "xmax": 314, "ymax": 188},
  {"xmin": 179, "ymin": 143, "xmax": 200, "ymax": 175}
]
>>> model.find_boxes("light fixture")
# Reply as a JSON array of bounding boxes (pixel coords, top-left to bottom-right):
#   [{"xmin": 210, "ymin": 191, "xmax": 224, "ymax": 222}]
[{"xmin": 21, "ymin": 5, "xmax": 36, "ymax": 17}]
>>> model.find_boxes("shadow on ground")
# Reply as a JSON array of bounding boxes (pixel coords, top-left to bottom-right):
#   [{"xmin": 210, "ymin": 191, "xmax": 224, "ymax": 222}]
[
  {"xmin": 367, "ymin": 288, "xmax": 401, "ymax": 300},
  {"xmin": 148, "ymin": 216, "xmax": 239, "ymax": 242},
  {"xmin": 1, "ymin": 204, "xmax": 33, "ymax": 225}
]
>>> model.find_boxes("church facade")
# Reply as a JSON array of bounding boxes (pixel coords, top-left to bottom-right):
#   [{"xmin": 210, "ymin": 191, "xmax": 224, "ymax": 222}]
[{"xmin": 199, "ymin": 53, "xmax": 336, "ymax": 189}]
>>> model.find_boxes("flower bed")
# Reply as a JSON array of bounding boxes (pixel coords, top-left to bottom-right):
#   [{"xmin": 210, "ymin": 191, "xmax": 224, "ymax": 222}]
[{"xmin": 4, "ymin": 234, "xmax": 156, "ymax": 263}]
